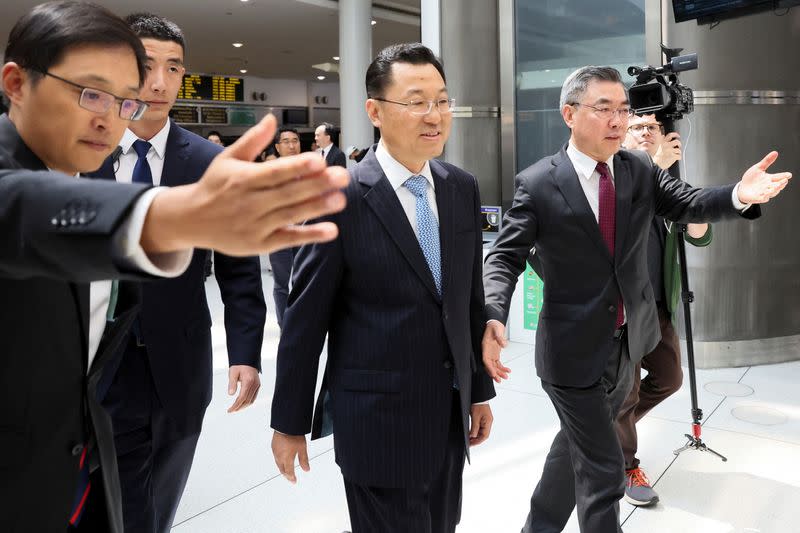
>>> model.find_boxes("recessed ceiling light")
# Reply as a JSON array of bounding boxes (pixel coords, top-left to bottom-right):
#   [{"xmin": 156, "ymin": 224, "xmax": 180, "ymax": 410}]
[
  {"xmin": 240, "ymin": 69, "xmax": 248, "ymax": 73},
  {"xmin": 232, "ymin": 42, "xmax": 243, "ymax": 48},
  {"xmin": 240, "ymin": 0, "xmax": 249, "ymax": 2},
  {"xmin": 333, "ymin": 56, "xmax": 340, "ymax": 61},
  {"xmin": 317, "ymin": 75, "xmax": 326, "ymax": 80},
  {"xmin": 371, "ymin": 20, "xmax": 376, "ymax": 25}
]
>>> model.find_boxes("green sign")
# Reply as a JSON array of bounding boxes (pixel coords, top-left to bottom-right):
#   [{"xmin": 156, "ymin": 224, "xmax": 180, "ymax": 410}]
[
  {"xmin": 229, "ymin": 108, "xmax": 257, "ymax": 126},
  {"xmin": 523, "ymin": 264, "xmax": 544, "ymax": 330}
]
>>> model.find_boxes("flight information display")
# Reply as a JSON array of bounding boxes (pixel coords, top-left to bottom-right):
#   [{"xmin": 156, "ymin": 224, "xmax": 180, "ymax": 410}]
[{"xmin": 177, "ymin": 74, "xmax": 244, "ymax": 102}]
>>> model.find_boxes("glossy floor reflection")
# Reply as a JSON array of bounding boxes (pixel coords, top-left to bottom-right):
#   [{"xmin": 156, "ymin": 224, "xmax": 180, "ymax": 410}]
[{"xmin": 172, "ymin": 273, "xmax": 800, "ymax": 532}]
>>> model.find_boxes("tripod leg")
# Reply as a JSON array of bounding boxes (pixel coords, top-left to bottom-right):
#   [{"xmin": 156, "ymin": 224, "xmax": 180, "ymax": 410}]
[
  {"xmin": 701, "ymin": 444, "xmax": 728, "ymax": 462},
  {"xmin": 673, "ymin": 438, "xmax": 693, "ymax": 455}
]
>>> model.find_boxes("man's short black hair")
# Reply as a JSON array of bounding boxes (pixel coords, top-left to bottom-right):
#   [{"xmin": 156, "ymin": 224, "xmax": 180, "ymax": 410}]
[
  {"xmin": 125, "ymin": 12, "xmax": 186, "ymax": 51},
  {"xmin": 365, "ymin": 43, "xmax": 446, "ymax": 99},
  {"xmin": 4, "ymin": 1, "xmax": 147, "ymax": 87},
  {"xmin": 207, "ymin": 130, "xmax": 222, "ymax": 138},
  {"xmin": 273, "ymin": 126, "xmax": 299, "ymax": 148}
]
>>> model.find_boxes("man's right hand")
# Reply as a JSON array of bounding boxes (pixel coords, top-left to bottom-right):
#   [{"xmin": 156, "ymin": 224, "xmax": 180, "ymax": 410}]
[
  {"xmin": 140, "ymin": 114, "xmax": 350, "ymax": 256},
  {"xmin": 271, "ymin": 431, "xmax": 310, "ymax": 484},
  {"xmin": 482, "ymin": 321, "xmax": 511, "ymax": 383},
  {"xmin": 652, "ymin": 131, "xmax": 682, "ymax": 170}
]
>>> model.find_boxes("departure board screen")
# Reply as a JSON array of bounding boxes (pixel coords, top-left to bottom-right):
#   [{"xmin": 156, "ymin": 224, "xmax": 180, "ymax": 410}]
[{"xmin": 177, "ymin": 74, "xmax": 244, "ymax": 102}]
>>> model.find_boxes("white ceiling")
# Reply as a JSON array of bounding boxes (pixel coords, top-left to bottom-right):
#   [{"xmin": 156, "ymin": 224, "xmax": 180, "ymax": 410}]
[{"xmin": 0, "ymin": 0, "xmax": 421, "ymax": 81}]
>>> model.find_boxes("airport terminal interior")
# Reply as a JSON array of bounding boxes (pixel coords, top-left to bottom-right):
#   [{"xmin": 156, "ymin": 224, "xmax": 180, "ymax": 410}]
[{"xmin": 1, "ymin": 0, "xmax": 798, "ymax": 531}]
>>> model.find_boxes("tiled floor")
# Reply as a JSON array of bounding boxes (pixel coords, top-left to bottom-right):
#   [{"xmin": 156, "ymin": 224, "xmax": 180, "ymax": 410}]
[{"xmin": 172, "ymin": 272, "xmax": 800, "ymax": 532}]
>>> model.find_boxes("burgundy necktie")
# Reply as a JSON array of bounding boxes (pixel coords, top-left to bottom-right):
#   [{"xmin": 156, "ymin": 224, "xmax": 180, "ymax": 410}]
[{"xmin": 596, "ymin": 162, "xmax": 624, "ymax": 329}]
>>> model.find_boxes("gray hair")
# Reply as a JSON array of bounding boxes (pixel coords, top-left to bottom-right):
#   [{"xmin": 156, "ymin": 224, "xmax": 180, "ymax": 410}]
[{"xmin": 559, "ymin": 66, "xmax": 624, "ymax": 108}]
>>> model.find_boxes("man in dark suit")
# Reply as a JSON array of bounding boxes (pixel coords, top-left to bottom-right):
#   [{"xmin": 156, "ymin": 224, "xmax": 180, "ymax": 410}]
[
  {"xmin": 315, "ymin": 121, "xmax": 347, "ymax": 167},
  {"xmin": 93, "ymin": 14, "xmax": 266, "ymax": 533},
  {"xmin": 268, "ymin": 126, "xmax": 302, "ymax": 327},
  {"xmin": 271, "ymin": 43, "xmax": 495, "ymax": 533},
  {"xmin": 481, "ymin": 66, "xmax": 790, "ymax": 532}
]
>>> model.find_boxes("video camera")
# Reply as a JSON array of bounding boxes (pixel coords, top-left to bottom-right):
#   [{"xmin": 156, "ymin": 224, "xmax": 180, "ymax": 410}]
[{"xmin": 627, "ymin": 46, "xmax": 698, "ymax": 121}]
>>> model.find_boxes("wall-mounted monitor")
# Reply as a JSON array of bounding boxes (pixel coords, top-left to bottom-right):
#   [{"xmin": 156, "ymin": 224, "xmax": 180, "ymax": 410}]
[
  {"xmin": 673, "ymin": 0, "xmax": 800, "ymax": 24},
  {"xmin": 282, "ymin": 108, "xmax": 309, "ymax": 126}
]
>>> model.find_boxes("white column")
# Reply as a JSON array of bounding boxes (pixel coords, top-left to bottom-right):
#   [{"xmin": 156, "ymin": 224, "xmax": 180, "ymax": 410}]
[
  {"xmin": 420, "ymin": 0, "xmax": 441, "ymax": 58},
  {"xmin": 339, "ymin": 0, "xmax": 373, "ymax": 165}
]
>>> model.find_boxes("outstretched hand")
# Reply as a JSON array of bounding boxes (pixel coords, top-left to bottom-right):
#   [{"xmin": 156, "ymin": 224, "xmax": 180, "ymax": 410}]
[{"xmin": 737, "ymin": 151, "xmax": 792, "ymax": 205}]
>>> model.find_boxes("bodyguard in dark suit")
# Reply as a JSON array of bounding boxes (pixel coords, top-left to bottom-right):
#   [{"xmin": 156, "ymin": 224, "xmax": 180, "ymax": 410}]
[
  {"xmin": 481, "ymin": 66, "xmax": 790, "ymax": 532},
  {"xmin": 315, "ymin": 122, "xmax": 347, "ymax": 167},
  {"xmin": 93, "ymin": 14, "xmax": 266, "ymax": 533},
  {"xmin": 271, "ymin": 44, "xmax": 495, "ymax": 533}
]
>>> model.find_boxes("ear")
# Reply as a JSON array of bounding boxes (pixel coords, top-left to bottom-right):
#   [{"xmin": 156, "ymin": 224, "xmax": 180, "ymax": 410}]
[
  {"xmin": 365, "ymin": 99, "xmax": 381, "ymax": 128},
  {"xmin": 1, "ymin": 62, "xmax": 27, "ymax": 107},
  {"xmin": 561, "ymin": 104, "xmax": 575, "ymax": 129}
]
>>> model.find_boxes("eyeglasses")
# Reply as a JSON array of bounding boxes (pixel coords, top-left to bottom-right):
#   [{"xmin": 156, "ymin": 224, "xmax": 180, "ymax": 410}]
[
  {"xmin": 628, "ymin": 123, "xmax": 664, "ymax": 135},
  {"xmin": 573, "ymin": 103, "xmax": 634, "ymax": 120},
  {"xmin": 277, "ymin": 138, "xmax": 300, "ymax": 146},
  {"xmin": 39, "ymin": 70, "xmax": 148, "ymax": 120},
  {"xmin": 372, "ymin": 97, "xmax": 456, "ymax": 116}
]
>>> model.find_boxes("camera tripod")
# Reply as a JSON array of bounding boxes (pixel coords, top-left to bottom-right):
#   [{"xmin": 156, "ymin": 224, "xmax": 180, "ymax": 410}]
[{"xmin": 660, "ymin": 115, "xmax": 727, "ymax": 463}]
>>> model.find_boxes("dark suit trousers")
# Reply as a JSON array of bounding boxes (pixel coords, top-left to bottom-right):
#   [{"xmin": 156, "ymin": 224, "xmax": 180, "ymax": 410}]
[
  {"xmin": 101, "ymin": 338, "xmax": 201, "ymax": 533},
  {"xmin": 343, "ymin": 393, "xmax": 465, "ymax": 533},
  {"xmin": 268, "ymin": 247, "xmax": 295, "ymax": 328},
  {"xmin": 523, "ymin": 329, "xmax": 634, "ymax": 533},
  {"xmin": 616, "ymin": 305, "xmax": 683, "ymax": 470}
]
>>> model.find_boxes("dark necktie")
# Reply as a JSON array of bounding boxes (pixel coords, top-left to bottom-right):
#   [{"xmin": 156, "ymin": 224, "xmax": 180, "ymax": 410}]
[
  {"xmin": 131, "ymin": 139, "xmax": 153, "ymax": 185},
  {"xmin": 596, "ymin": 162, "xmax": 624, "ymax": 329}
]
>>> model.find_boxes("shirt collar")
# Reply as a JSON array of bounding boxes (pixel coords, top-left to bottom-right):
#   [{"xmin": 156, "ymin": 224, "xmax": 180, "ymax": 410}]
[
  {"xmin": 119, "ymin": 120, "xmax": 171, "ymax": 159},
  {"xmin": 566, "ymin": 142, "xmax": 615, "ymax": 181},
  {"xmin": 321, "ymin": 143, "xmax": 332, "ymax": 158},
  {"xmin": 375, "ymin": 139, "xmax": 434, "ymax": 192}
]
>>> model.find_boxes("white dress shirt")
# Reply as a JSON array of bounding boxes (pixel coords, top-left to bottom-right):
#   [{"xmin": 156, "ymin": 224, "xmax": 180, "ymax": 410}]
[
  {"xmin": 81, "ymin": 119, "xmax": 192, "ymax": 372},
  {"xmin": 115, "ymin": 120, "xmax": 171, "ymax": 186},
  {"xmin": 374, "ymin": 140, "xmax": 439, "ymax": 235},
  {"xmin": 320, "ymin": 143, "xmax": 332, "ymax": 160}
]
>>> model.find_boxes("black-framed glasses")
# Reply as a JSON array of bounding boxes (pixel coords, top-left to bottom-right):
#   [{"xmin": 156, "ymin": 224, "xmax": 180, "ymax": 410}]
[
  {"xmin": 372, "ymin": 97, "xmax": 456, "ymax": 116},
  {"xmin": 573, "ymin": 102, "xmax": 634, "ymax": 120},
  {"xmin": 39, "ymin": 70, "xmax": 148, "ymax": 121},
  {"xmin": 628, "ymin": 123, "xmax": 664, "ymax": 135}
]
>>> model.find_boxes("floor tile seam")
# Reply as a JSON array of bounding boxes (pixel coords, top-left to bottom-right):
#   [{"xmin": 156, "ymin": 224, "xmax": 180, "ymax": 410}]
[
  {"xmin": 698, "ymin": 423, "xmax": 800, "ymax": 448},
  {"xmin": 494, "ymin": 386, "xmax": 549, "ymax": 399},
  {"xmin": 171, "ymin": 447, "xmax": 336, "ymax": 527}
]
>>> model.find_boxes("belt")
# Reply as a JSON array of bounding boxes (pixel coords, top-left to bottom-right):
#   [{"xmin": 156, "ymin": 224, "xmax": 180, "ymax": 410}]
[{"xmin": 613, "ymin": 324, "xmax": 627, "ymax": 340}]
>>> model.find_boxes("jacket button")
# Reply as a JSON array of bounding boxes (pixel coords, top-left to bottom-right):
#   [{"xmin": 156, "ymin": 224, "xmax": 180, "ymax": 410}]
[
  {"xmin": 443, "ymin": 360, "xmax": 453, "ymax": 369},
  {"xmin": 71, "ymin": 443, "xmax": 84, "ymax": 456},
  {"xmin": 608, "ymin": 305, "xmax": 616, "ymax": 313}
]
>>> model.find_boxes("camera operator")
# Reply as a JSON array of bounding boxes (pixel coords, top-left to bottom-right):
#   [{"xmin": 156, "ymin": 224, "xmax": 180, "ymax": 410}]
[{"xmin": 615, "ymin": 114, "xmax": 711, "ymax": 507}]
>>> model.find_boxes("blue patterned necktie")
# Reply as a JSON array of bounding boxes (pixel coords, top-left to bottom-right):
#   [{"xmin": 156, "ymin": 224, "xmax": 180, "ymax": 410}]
[
  {"xmin": 403, "ymin": 175, "xmax": 441, "ymax": 296},
  {"xmin": 131, "ymin": 139, "xmax": 153, "ymax": 185}
]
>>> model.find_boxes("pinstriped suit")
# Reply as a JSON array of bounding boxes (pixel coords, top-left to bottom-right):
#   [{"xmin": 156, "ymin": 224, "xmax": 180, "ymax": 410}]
[{"xmin": 271, "ymin": 147, "xmax": 495, "ymax": 530}]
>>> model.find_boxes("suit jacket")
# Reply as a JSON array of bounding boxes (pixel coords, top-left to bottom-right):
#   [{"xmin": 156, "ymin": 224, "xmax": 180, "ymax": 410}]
[
  {"xmin": 93, "ymin": 121, "xmax": 266, "ymax": 431},
  {"xmin": 0, "ymin": 114, "xmax": 153, "ymax": 532},
  {"xmin": 325, "ymin": 144, "xmax": 347, "ymax": 168},
  {"xmin": 485, "ymin": 146, "xmax": 759, "ymax": 388},
  {"xmin": 271, "ymin": 148, "xmax": 495, "ymax": 488}
]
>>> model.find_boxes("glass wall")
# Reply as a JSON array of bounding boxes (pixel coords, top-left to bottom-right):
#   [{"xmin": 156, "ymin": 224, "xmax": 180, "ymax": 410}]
[{"xmin": 514, "ymin": 0, "xmax": 647, "ymax": 171}]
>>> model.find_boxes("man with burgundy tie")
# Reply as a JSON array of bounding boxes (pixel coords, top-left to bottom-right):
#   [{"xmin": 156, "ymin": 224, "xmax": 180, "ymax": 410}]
[
  {"xmin": 93, "ymin": 13, "xmax": 266, "ymax": 533},
  {"xmin": 481, "ymin": 66, "xmax": 791, "ymax": 532},
  {"xmin": 270, "ymin": 43, "xmax": 495, "ymax": 532}
]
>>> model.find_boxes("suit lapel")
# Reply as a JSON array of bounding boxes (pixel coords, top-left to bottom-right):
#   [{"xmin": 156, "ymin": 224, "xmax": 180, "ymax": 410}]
[
  {"xmin": 0, "ymin": 116, "xmax": 94, "ymax": 361},
  {"xmin": 613, "ymin": 154, "xmax": 633, "ymax": 258},
  {"xmin": 551, "ymin": 149, "xmax": 613, "ymax": 263},
  {"xmin": 431, "ymin": 160, "xmax": 454, "ymax": 297},
  {"xmin": 160, "ymin": 120, "xmax": 191, "ymax": 187},
  {"xmin": 358, "ymin": 152, "xmax": 441, "ymax": 301}
]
